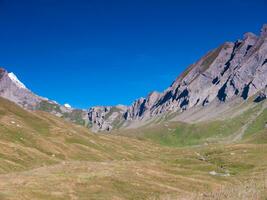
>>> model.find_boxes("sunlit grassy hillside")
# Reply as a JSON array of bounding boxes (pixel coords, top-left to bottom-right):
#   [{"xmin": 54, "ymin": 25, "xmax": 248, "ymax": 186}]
[
  {"xmin": 0, "ymin": 97, "xmax": 266, "ymax": 200},
  {"xmin": 115, "ymin": 101, "xmax": 267, "ymax": 147}
]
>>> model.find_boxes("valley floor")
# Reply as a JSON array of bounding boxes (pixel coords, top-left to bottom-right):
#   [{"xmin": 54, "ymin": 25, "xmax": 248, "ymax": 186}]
[
  {"xmin": 0, "ymin": 97, "xmax": 267, "ymax": 199},
  {"xmin": 0, "ymin": 143, "xmax": 266, "ymax": 200}
]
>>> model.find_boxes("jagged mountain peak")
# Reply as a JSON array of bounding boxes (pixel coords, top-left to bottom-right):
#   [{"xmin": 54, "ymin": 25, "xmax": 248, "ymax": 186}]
[
  {"xmin": 0, "ymin": 68, "xmax": 41, "ymax": 109},
  {"xmin": 1, "ymin": 23, "xmax": 266, "ymax": 133},
  {"xmin": 7, "ymin": 72, "xmax": 27, "ymax": 89},
  {"xmin": 243, "ymin": 32, "xmax": 257, "ymax": 40},
  {"xmin": 0, "ymin": 67, "xmax": 89, "ymax": 126},
  {"xmin": 88, "ymin": 24, "xmax": 267, "ymax": 132}
]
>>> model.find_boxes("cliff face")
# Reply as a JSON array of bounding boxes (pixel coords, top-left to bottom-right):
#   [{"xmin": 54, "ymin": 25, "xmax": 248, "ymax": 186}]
[
  {"xmin": 88, "ymin": 105, "xmax": 127, "ymax": 132},
  {"xmin": 88, "ymin": 25, "xmax": 267, "ymax": 132}
]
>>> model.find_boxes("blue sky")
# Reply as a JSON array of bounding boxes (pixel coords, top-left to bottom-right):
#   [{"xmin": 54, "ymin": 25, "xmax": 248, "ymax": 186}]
[{"xmin": 0, "ymin": 0, "xmax": 266, "ymax": 108}]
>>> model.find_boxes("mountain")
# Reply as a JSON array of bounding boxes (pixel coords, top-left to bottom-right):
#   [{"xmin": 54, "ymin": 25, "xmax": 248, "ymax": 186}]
[
  {"xmin": 0, "ymin": 68, "xmax": 89, "ymax": 126},
  {"xmin": 0, "ymin": 68, "xmax": 44, "ymax": 109},
  {"xmin": 1, "ymin": 74, "xmax": 266, "ymax": 199},
  {"xmin": 88, "ymin": 24, "xmax": 267, "ymax": 132},
  {"xmin": 1, "ymin": 26, "xmax": 267, "ymax": 199},
  {"xmin": 1, "ymin": 25, "xmax": 267, "ymax": 133}
]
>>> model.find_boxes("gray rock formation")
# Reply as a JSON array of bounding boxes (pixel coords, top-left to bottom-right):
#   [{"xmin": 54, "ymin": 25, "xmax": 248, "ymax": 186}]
[
  {"xmin": 0, "ymin": 68, "xmax": 44, "ymax": 109},
  {"xmin": 2, "ymin": 25, "xmax": 266, "ymax": 132},
  {"xmin": 0, "ymin": 68, "xmax": 88, "ymax": 126},
  {"xmin": 88, "ymin": 24, "xmax": 267, "ymax": 132},
  {"xmin": 88, "ymin": 105, "xmax": 127, "ymax": 132},
  {"xmin": 254, "ymin": 86, "xmax": 267, "ymax": 103}
]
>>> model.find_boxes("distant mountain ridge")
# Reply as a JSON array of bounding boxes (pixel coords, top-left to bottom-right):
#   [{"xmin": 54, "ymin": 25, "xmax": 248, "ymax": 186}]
[
  {"xmin": 1, "ymin": 25, "xmax": 266, "ymax": 132},
  {"xmin": 0, "ymin": 68, "xmax": 44, "ymax": 110},
  {"xmin": 88, "ymin": 24, "xmax": 267, "ymax": 131},
  {"xmin": 0, "ymin": 68, "xmax": 89, "ymax": 126}
]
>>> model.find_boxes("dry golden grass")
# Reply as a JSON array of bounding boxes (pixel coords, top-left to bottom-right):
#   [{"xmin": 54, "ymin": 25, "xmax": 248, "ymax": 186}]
[
  {"xmin": 196, "ymin": 175, "xmax": 267, "ymax": 200},
  {"xmin": 0, "ymin": 97, "xmax": 267, "ymax": 199}
]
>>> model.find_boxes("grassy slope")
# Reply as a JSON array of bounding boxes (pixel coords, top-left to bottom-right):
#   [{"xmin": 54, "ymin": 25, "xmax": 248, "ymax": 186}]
[
  {"xmin": 0, "ymin": 97, "xmax": 267, "ymax": 199},
  {"xmin": 115, "ymin": 101, "xmax": 265, "ymax": 147},
  {"xmin": 37, "ymin": 100, "xmax": 87, "ymax": 126}
]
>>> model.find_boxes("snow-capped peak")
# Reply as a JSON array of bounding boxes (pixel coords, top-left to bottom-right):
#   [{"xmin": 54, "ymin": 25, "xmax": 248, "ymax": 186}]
[
  {"xmin": 64, "ymin": 103, "xmax": 71, "ymax": 108},
  {"xmin": 8, "ymin": 72, "xmax": 26, "ymax": 89}
]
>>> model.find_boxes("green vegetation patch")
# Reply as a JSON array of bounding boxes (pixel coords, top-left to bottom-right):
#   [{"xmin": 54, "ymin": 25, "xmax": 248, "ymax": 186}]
[
  {"xmin": 128, "ymin": 103, "xmax": 261, "ymax": 147},
  {"xmin": 244, "ymin": 107, "xmax": 267, "ymax": 139},
  {"xmin": 62, "ymin": 109, "xmax": 86, "ymax": 126},
  {"xmin": 37, "ymin": 100, "xmax": 61, "ymax": 113}
]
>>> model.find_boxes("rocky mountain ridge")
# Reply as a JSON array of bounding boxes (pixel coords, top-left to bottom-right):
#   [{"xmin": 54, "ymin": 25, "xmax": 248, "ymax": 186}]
[
  {"xmin": 88, "ymin": 24, "xmax": 267, "ymax": 131},
  {"xmin": 1, "ymin": 25, "xmax": 266, "ymax": 132},
  {"xmin": 0, "ymin": 68, "xmax": 89, "ymax": 126},
  {"xmin": 0, "ymin": 68, "xmax": 45, "ymax": 110}
]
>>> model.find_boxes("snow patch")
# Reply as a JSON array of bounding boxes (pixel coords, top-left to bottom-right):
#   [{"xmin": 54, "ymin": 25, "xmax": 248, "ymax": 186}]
[
  {"xmin": 8, "ymin": 72, "xmax": 26, "ymax": 89},
  {"xmin": 64, "ymin": 103, "xmax": 71, "ymax": 108}
]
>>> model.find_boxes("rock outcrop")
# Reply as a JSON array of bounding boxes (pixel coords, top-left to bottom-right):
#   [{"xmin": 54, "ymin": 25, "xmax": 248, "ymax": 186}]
[
  {"xmin": 88, "ymin": 24, "xmax": 267, "ymax": 132},
  {"xmin": 88, "ymin": 105, "xmax": 127, "ymax": 132}
]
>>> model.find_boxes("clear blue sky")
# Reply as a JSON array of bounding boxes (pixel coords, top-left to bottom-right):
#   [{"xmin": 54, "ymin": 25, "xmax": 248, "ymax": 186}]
[{"xmin": 0, "ymin": 0, "xmax": 266, "ymax": 108}]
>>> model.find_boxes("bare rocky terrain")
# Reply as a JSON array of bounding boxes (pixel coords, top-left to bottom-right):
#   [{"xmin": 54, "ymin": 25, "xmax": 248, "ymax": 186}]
[
  {"xmin": 88, "ymin": 25, "xmax": 267, "ymax": 132},
  {"xmin": 0, "ymin": 68, "xmax": 89, "ymax": 126},
  {"xmin": 1, "ymin": 25, "xmax": 267, "ymax": 132}
]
